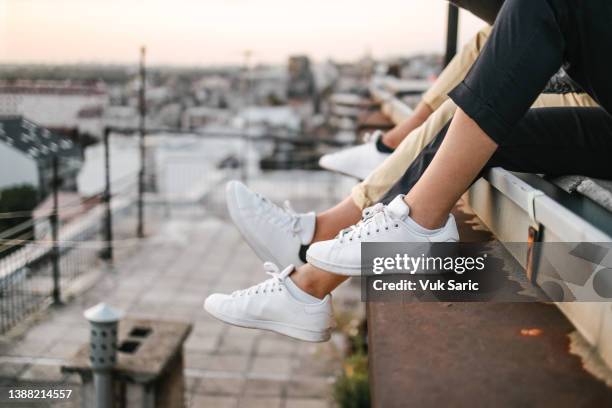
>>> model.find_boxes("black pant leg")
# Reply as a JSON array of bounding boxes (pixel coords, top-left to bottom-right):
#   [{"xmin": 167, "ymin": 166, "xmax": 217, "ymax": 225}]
[
  {"xmin": 487, "ymin": 107, "xmax": 612, "ymax": 178},
  {"xmin": 380, "ymin": 106, "xmax": 612, "ymax": 205},
  {"xmin": 564, "ymin": 0, "xmax": 612, "ymax": 114},
  {"xmin": 380, "ymin": 122, "xmax": 451, "ymax": 205},
  {"xmin": 449, "ymin": 0, "xmax": 566, "ymax": 143}
]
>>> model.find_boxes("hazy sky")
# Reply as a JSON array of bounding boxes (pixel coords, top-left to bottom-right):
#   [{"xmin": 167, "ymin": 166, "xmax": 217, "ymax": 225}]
[{"xmin": 0, "ymin": 0, "xmax": 486, "ymax": 65}]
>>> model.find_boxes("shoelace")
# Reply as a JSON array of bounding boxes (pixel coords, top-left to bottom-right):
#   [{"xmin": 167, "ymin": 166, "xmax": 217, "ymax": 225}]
[
  {"xmin": 361, "ymin": 203, "xmax": 383, "ymax": 220},
  {"xmin": 337, "ymin": 203, "xmax": 398, "ymax": 243},
  {"xmin": 255, "ymin": 193, "xmax": 302, "ymax": 235},
  {"xmin": 335, "ymin": 203, "xmax": 382, "ymax": 241},
  {"xmin": 231, "ymin": 262, "xmax": 292, "ymax": 297}
]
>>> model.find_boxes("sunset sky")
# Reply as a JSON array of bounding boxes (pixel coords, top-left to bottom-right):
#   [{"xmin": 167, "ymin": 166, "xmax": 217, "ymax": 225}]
[{"xmin": 0, "ymin": 0, "xmax": 486, "ymax": 65}]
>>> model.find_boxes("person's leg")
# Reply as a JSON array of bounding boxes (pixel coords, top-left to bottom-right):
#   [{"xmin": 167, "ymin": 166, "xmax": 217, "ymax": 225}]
[
  {"xmin": 382, "ymin": 102, "xmax": 433, "ymax": 148},
  {"xmin": 383, "ymin": 103, "xmax": 605, "ymax": 203},
  {"xmin": 405, "ymin": 0, "xmax": 568, "ymax": 229},
  {"xmin": 352, "ymin": 99, "xmax": 457, "ymax": 209},
  {"xmin": 291, "ymin": 264, "xmax": 348, "ymax": 300},
  {"xmin": 312, "ymin": 196, "xmax": 362, "ymax": 242},
  {"xmin": 485, "ymin": 107, "xmax": 612, "ymax": 177},
  {"xmin": 381, "ymin": 91, "xmax": 597, "ymax": 200},
  {"xmin": 312, "ymin": 99, "xmax": 459, "ymax": 242},
  {"xmin": 404, "ymin": 110, "xmax": 496, "ymax": 228}
]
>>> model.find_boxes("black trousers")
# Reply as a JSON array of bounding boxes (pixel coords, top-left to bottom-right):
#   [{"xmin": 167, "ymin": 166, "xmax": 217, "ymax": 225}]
[
  {"xmin": 381, "ymin": 105, "xmax": 612, "ymax": 204},
  {"xmin": 450, "ymin": 0, "xmax": 612, "ymax": 142}
]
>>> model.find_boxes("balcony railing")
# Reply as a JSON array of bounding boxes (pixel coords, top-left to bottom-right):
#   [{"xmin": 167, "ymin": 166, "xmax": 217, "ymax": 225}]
[{"xmin": 0, "ymin": 130, "xmax": 352, "ymax": 335}]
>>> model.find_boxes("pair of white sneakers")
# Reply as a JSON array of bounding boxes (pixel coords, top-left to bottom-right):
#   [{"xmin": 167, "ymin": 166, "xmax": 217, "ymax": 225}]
[{"xmin": 204, "ymin": 180, "xmax": 459, "ymax": 342}]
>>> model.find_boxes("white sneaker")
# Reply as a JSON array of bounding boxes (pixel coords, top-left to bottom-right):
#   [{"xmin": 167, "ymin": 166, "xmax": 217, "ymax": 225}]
[
  {"xmin": 318, "ymin": 130, "xmax": 390, "ymax": 180},
  {"xmin": 204, "ymin": 263, "xmax": 333, "ymax": 342},
  {"xmin": 226, "ymin": 180, "xmax": 315, "ymax": 267},
  {"xmin": 306, "ymin": 195, "xmax": 459, "ymax": 276}
]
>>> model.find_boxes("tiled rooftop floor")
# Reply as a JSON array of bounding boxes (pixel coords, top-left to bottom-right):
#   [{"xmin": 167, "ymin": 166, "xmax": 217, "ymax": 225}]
[{"xmin": 0, "ymin": 171, "xmax": 362, "ymax": 407}]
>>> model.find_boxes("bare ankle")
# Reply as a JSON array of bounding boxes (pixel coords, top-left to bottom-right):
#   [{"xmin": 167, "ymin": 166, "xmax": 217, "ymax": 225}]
[
  {"xmin": 290, "ymin": 264, "xmax": 347, "ymax": 299},
  {"xmin": 290, "ymin": 274, "xmax": 327, "ymax": 299},
  {"xmin": 313, "ymin": 198, "xmax": 361, "ymax": 243},
  {"xmin": 403, "ymin": 195, "xmax": 447, "ymax": 230},
  {"xmin": 312, "ymin": 216, "xmax": 333, "ymax": 243}
]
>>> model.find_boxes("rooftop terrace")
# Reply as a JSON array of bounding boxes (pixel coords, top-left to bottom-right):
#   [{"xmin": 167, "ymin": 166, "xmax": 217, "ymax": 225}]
[{"xmin": 0, "ymin": 169, "xmax": 362, "ymax": 407}]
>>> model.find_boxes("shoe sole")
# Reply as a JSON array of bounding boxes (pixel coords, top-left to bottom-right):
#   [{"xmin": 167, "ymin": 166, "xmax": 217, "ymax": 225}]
[
  {"xmin": 226, "ymin": 182, "xmax": 285, "ymax": 266},
  {"xmin": 204, "ymin": 302, "xmax": 330, "ymax": 343},
  {"xmin": 306, "ymin": 253, "xmax": 361, "ymax": 277},
  {"xmin": 318, "ymin": 157, "xmax": 366, "ymax": 181}
]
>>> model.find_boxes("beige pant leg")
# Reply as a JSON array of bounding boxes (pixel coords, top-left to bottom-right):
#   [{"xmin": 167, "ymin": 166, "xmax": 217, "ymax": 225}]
[
  {"xmin": 351, "ymin": 99, "xmax": 457, "ymax": 209},
  {"xmin": 421, "ymin": 26, "xmax": 492, "ymax": 111},
  {"xmin": 349, "ymin": 26, "xmax": 493, "ymax": 210},
  {"xmin": 531, "ymin": 92, "xmax": 597, "ymax": 108},
  {"xmin": 351, "ymin": 92, "xmax": 598, "ymax": 210}
]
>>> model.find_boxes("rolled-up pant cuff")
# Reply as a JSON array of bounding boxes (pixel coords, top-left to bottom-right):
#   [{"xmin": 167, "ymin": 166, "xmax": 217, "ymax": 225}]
[
  {"xmin": 350, "ymin": 183, "xmax": 372, "ymax": 210},
  {"xmin": 449, "ymin": 81, "xmax": 512, "ymax": 145}
]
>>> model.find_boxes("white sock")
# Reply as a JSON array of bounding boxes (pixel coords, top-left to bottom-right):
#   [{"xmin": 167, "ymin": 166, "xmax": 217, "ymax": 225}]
[{"xmin": 284, "ymin": 276, "xmax": 321, "ymax": 304}]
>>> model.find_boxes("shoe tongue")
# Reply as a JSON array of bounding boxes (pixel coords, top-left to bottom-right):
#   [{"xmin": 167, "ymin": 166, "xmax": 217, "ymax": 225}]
[{"xmin": 386, "ymin": 195, "xmax": 410, "ymax": 220}]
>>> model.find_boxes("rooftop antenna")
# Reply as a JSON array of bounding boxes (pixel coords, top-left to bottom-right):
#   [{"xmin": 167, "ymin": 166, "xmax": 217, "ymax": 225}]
[
  {"xmin": 241, "ymin": 49, "xmax": 253, "ymax": 183},
  {"xmin": 137, "ymin": 46, "xmax": 146, "ymax": 238},
  {"xmin": 242, "ymin": 49, "xmax": 253, "ymax": 105}
]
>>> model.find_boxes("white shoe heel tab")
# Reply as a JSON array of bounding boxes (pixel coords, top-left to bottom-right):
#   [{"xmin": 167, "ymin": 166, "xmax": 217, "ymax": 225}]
[
  {"xmin": 225, "ymin": 179, "xmax": 242, "ymax": 194},
  {"xmin": 386, "ymin": 195, "xmax": 410, "ymax": 219}
]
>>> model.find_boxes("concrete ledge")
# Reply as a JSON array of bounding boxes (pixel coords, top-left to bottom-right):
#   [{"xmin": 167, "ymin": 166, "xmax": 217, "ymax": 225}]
[{"xmin": 368, "ymin": 301, "xmax": 612, "ymax": 407}]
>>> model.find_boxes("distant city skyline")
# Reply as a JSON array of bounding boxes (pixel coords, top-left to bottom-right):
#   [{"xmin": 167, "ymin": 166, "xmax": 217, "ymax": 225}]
[{"xmin": 0, "ymin": 0, "xmax": 486, "ymax": 66}]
